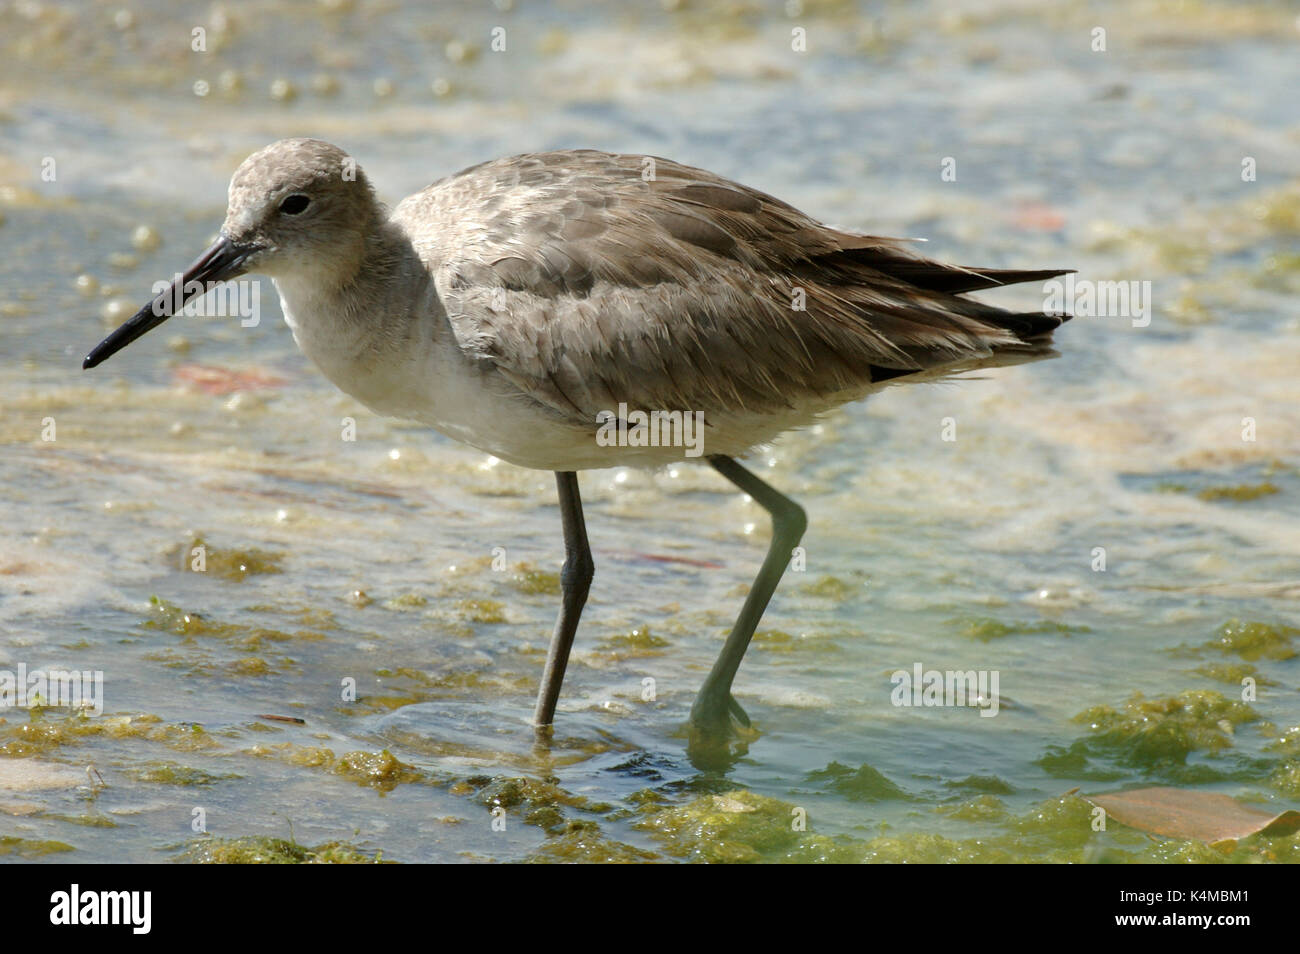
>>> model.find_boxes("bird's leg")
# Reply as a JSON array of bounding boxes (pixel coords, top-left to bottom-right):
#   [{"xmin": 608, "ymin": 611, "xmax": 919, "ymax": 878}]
[
  {"xmin": 692, "ymin": 455, "xmax": 807, "ymax": 734},
  {"xmin": 533, "ymin": 471, "xmax": 594, "ymax": 728}
]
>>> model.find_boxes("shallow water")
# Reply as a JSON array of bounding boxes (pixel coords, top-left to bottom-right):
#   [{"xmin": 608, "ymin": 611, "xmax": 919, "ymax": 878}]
[{"xmin": 1, "ymin": 0, "xmax": 1298, "ymax": 862}]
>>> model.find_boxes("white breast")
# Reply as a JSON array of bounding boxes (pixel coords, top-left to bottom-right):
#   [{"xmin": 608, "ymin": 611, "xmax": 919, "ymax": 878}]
[{"xmin": 273, "ymin": 275, "xmax": 615, "ymax": 471}]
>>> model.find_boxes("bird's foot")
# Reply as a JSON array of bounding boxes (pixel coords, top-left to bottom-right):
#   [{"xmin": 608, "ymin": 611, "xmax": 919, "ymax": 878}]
[
  {"xmin": 685, "ymin": 687, "xmax": 755, "ymax": 771},
  {"xmin": 689, "ymin": 685, "xmax": 752, "ymax": 736}
]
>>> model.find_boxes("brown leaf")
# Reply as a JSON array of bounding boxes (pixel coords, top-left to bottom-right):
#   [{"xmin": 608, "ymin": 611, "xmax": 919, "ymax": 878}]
[{"xmin": 1084, "ymin": 786, "xmax": 1300, "ymax": 844}]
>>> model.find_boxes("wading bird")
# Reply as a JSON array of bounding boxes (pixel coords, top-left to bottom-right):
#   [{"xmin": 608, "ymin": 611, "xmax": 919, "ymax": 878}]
[{"xmin": 85, "ymin": 139, "xmax": 1068, "ymax": 739}]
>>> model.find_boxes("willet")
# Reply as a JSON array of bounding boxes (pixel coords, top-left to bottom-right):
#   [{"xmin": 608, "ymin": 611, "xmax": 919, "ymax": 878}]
[{"xmin": 84, "ymin": 138, "xmax": 1069, "ymax": 737}]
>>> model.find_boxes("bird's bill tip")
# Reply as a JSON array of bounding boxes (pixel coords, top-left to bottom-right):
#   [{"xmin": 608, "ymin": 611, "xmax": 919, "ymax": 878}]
[{"xmin": 82, "ymin": 235, "xmax": 259, "ymax": 370}]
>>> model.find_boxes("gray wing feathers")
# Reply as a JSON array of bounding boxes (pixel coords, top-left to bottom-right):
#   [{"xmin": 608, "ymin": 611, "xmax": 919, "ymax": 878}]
[{"xmin": 396, "ymin": 150, "xmax": 1066, "ymax": 426}]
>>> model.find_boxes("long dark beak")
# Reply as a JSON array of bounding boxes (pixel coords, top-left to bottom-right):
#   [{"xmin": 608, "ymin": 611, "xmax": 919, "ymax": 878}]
[{"xmin": 83, "ymin": 235, "xmax": 261, "ymax": 369}]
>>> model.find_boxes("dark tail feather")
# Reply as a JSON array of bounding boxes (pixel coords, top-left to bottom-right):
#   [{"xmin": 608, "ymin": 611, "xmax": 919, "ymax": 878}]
[
  {"xmin": 824, "ymin": 238, "xmax": 1075, "ymax": 296},
  {"xmin": 868, "ymin": 256, "xmax": 1074, "ymax": 295},
  {"xmin": 985, "ymin": 308, "xmax": 1071, "ymax": 343},
  {"xmin": 952, "ymin": 266, "xmax": 1075, "ymax": 294}
]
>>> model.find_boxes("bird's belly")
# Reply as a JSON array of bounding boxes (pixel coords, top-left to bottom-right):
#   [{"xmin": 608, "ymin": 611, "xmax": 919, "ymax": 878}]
[
  {"xmin": 310, "ymin": 344, "xmax": 788, "ymax": 471},
  {"xmin": 306, "ymin": 337, "xmax": 819, "ymax": 471},
  {"xmin": 396, "ymin": 371, "xmax": 818, "ymax": 471},
  {"xmin": 369, "ymin": 360, "xmax": 600, "ymax": 470},
  {"xmin": 278, "ymin": 289, "xmax": 810, "ymax": 471}
]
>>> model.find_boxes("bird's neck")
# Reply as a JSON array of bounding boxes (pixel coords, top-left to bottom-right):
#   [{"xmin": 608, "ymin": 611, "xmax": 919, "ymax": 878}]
[
  {"xmin": 276, "ymin": 219, "xmax": 421, "ymax": 337},
  {"xmin": 272, "ymin": 220, "xmax": 445, "ymax": 413}
]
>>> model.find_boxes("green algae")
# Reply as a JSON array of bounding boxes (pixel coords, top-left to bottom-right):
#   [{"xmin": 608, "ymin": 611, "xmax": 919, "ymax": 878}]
[
  {"xmin": 1266, "ymin": 726, "xmax": 1300, "ymax": 758},
  {"xmin": 944, "ymin": 774, "xmax": 1015, "ymax": 795},
  {"xmin": 1256, "ymin": 252, "xmax": 1300, "ymax": 289},
  {"xmin": 596, "ymin": 626, "xmax": 670, "ymax": 651},
  {"xmin": 1192, "ymin": 662, "xmax": 1277, "ymax": 686},
  {"xmin": 46, "ymin": 813, "xmax": 118, "ymax": 828},
  {"xmin": 806, "ymin": 761, "xmax": 911, "ymax": 802},
  {"xmin": 524, "ymin": 828, "xmax": 660, "ymax": 863},
  {"xmin": 143, "ymin": 597, "xmax": 317, "ymax": 646},
  {"xmin": 0, "ymin": 720, "xmax": 69, "ymax": 756},
  {"xmin": 629, "ymin": 784, "xmax": 1300, "ymax": 863},
  {"xmin": 1077, "ymin": 690, "xmax": 1259, "ymax": 753},
  {"xmin": 468, "ymin": 775, "xmax": 611, "ymax": 834},
  {"xmin": 1143, "ymin": 836, "xmax": 1285, "ymax": 864},
  {"xmin": 130, "ymin": 762, "xmax": 241, "ymax": 786},
  {"xmin": 1040, "ymin": 690, "xmax": 1264, "ymax": 783},
  {"xmin": 1270, "ymin": 761, "xmax": 1300, "ymax": 797},
  {"xmin": 375, "ymin": 666, "xmax": 428, "ymax": 681},
  {"xmin": 138, "ymin": 597, "xmax": 315, "ymax": 677},
  {"xmin": 284, "ymin": 745, "xmax": 335, "ymax": 768},
  {"xmin": 167, "ymin": 536, "xmax": 283, "ymax": 582},
  {"xmin": 1164, "ymin": 292, "xmax": 1214, "ymax": 326},
  {"xmin": 367, "ymin": 665, "xmax": 534, "ymax": 699},
  {"xmin": 801, "ymin": 575, "xmax": 858, "ymax": 600},
  {"xmin": 1254, "ymin": 182, "xmax": 1300, "ymax": 235},
  {"xmin": 752, "ymin": 629, "xmax": 795, "ymax": 650},
  {"xmin": 0, "ymin": 711, "xmax": 221, "ymax": 758},
  {"xmin": 0, "ymin": 835, "xmax": 75, "ymax": 857},
  {"xmin": 423, "ymin": 669, "xmax": 524, "ymax": 690},
  {"xmin": 457, "ymin": 599, "xmax": 506, "ymax": 623},
  {"xmin": 507, "ymin": 564, "xmax": 561, "ymax": 596},
  {"xmin": 1197, "ymin": 482, "xmax": 1279, "ymax": 502},
  {"xmin": 141, "ymin": 648, "xmax": 204, "ymax": 672},
  {"xmin": 1203, "ymin": 619, "xmax": 1298, "ymax": 661},
  {"xmin": 750, "ymin": 629, "xmax": 838, "ymax": 654},
  {"xmin": 1012, "ymin": 793, "xmax": 1098, "ymax": 844},
  {"xmin": 344, "ymin": 693, "xmax": 421, "ymax": 714},
  {"xmin": 635, "ymin": 790, "xmax": 1092, "ymax": 863},
  {"xmin": 860, "ymin": 832, "xmax": 1024, "ymax": 863},
  {"xmin": 940, "ymin": 794, "xmax": 1009, "ymax": 822},
  {"xmin": 184, "ymin": 835, "xmax": 383, "ymax": 864},
  {"xmin": 244, "ymin": 605, "xmax": 339, "ymax": 631},
  {"xmin": 951, "ymin": 616, "xmax": 1086, "ymax": 642},
  {"xmin": 635, "ymin": 790, "xmax": 811, "ymax": 862},
  {"xmin": 334, "ymin": 750, "xmax": 421, "ymax": 791},
  {"xmin": 247, "ymin": 742, "xmax": 422, "ymax": 792},
  {"xmin": 236, "ymin": 628, "xmax": 325, "ymax": 649},
  {"xmin": 144, "ymin": 596, "xmax": 242, "ymax": 639},
  {"xmin": 1085, "ymin": 223, "xmax": 1211, "ymax": 274},
  {"xmin": 626, "ymin": 787, "xmax": 669, "ymax": 810},
  {"xmin": 227, "ymin": 656, "xmax": 279, "ymax": 677}
]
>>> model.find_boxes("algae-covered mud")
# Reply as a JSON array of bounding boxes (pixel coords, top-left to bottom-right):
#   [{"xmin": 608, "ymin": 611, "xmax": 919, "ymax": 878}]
[{"xmin": 1, "ymin": 0, "xmax": 1298, "ymax": 864}]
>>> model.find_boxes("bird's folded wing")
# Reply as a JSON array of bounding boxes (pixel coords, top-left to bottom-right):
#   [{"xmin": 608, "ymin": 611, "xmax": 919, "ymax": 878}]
[{"xmin": 398, "ymin": 150, "xmax": 1065, "ymax": 426}]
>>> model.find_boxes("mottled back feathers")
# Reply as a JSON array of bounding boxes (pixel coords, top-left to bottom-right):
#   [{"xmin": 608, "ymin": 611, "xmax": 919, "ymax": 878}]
[{"xmin": 391, "ymin": 149, "xmax": 1069, "ymax": 424}]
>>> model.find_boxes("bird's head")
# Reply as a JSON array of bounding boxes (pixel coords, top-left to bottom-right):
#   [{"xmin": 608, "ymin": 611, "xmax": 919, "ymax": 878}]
[{"xmin": 83, "ymin": 138, "xmax": 377, "ymax": 369}]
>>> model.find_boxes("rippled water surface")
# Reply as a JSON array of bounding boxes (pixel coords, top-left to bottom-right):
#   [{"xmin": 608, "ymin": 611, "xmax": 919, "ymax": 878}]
[{"xmin": 1, "ymin": 0, "xmax": 1298, "ymax": 862}]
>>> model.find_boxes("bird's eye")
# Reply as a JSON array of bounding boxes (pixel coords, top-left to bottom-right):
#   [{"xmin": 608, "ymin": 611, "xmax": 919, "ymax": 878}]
[{"xmin": 279, "ymin": 194, "xmax": 311, "ymax": 215}]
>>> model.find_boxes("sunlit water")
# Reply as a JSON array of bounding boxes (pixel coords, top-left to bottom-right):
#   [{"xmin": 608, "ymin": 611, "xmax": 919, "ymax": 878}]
[{"xmin": 1, "ymin": 0, "xmax": 1297, "ymax": 862}]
